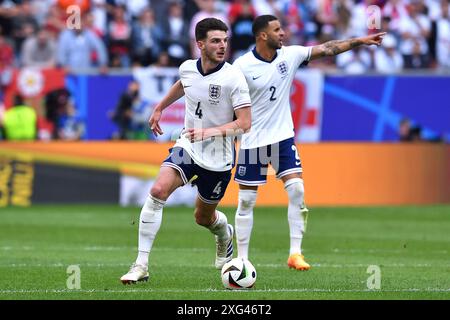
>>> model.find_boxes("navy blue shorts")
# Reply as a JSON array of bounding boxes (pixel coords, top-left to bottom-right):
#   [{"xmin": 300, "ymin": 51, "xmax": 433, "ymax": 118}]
[
  {"xmin": 162, "ymin": 147, "xmax": 231, "ymax": 204},
  {"xmin": 234, "ymin": 137, "xmax": 302, "ymax": 186}
]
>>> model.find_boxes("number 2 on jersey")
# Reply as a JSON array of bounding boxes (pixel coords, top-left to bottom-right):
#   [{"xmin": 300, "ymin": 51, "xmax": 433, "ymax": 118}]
[
  {"xmin": 269, "ymin": 86, "xmax": 277, "ymax": 101},
  {"xmin": 195, "ymin": 102, "xmax": 203, "ymax": 119}
]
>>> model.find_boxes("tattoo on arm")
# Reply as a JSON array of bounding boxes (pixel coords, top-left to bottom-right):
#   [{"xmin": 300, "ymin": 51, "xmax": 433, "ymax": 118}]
[{"xmin": 312, "ymin": 38, "xmax": 363, "ymax": 59}]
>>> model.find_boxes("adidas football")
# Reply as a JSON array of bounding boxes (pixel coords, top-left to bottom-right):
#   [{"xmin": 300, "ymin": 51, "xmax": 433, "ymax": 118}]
[{"xmin": 221, "ymin": 258, "xmax": 257, "ymax": 289}]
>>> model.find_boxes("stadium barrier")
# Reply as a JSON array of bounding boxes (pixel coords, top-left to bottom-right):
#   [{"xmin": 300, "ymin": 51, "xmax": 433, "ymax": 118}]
[
  {"xmin": 4, "ymin": 68, "xmax": 449, "ymax": 142},
  {"xmin": 0, "ymin": 142, "xmax": 449, "ymax": 207}
]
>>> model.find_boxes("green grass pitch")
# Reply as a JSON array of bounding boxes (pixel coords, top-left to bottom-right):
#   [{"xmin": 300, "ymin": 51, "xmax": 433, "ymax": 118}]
[{"xmin": 0, "ymin": 205, "xmax": 449, "ymax": 300}]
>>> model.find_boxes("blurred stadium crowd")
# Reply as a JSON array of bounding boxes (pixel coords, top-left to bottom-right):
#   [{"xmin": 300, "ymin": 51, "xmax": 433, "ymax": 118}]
[
  {"xmin": 0, "ymin": 0, "xmax": 448, "ymax": 72},
  {"xmin": 0, "ymin": 0, "xmax": 449, "ymax": 142}
]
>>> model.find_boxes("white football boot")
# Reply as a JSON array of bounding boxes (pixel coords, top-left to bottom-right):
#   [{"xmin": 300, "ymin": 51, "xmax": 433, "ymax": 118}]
[
  {"xmin": 215, "ymin": 224, "xmax": 234, "ymax": 269},
  {"xmin": 120, "ymin": 263, "xmax": 149, "ymax": 284}
]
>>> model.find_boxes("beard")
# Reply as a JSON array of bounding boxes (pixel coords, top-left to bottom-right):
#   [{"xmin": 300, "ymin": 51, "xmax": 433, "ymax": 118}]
[
  {"xmin": 204, "ymin": 49, "xmax": 224, "ymax": 64},
  {"xmin": 267, "ymin": 37, "xmax": 282, "ymax": 50}
]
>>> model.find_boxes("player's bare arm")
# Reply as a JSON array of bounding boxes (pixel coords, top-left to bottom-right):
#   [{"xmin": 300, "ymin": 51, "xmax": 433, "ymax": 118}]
[
  {"xmin": 184, "ymin": 106, "xmax": 251, "ymax": 142},
  {"xmin": 149, "ymin": 79, "xmax": 185, "ymax": 135},
  {"xmin": 310, "ymin": 32, "xmax": 386, "ymax": 60}
]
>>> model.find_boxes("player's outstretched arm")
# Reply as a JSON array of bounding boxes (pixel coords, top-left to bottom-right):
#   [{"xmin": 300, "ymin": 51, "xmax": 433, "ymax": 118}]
[
  {"xmin": 184, "ymin": 106, "xmax": 251, "ymax": 142},
  {"xmin": 149, "ymin": 80, "xmax": 185, "ymax": 136},
  {"xmin": 310, "ymin": 32, "xmax": 386, "ymax": 60}
]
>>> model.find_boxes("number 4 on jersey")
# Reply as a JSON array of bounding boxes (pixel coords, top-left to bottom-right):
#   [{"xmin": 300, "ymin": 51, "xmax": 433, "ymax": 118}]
[{"xmin": 195, "ymin": 102, "xmax": 203, "ymax": 119}]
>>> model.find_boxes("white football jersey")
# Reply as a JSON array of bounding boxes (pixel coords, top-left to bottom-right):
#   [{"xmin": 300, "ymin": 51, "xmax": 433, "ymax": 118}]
[
  {"xmin": 174, "ymin": 59, "xmax": 251, "ymax": 171},
  {"xmin": 233, "ymin": 45, "xmax": 312, "ymax": 149}
]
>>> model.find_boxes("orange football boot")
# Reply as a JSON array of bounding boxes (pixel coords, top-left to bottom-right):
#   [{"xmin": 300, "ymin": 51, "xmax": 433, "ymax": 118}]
[{"xmin": 287, "ymin": 253, "xmax": 311, "ymax": 271}]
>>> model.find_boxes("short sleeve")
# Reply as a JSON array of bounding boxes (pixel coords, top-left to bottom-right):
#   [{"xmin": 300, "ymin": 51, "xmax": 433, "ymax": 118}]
[
  {"xmin": 288, "ymin": 45, "xmax": 312, "ymax": 67},
  {"xmin": 230, "ymin": 68, "xmax": 251, "ymax": 110}
]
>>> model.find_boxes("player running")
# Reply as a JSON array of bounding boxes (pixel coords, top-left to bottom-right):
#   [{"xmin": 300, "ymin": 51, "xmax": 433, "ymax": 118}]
[{"xmin": 120, "ymin": 17, "xmax": 251, "ymax": 284}]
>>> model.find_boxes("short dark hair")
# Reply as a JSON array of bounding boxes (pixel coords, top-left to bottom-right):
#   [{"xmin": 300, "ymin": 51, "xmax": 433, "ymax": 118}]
[
  {"xmin": 195, "ymin": 18, "xmax": 228, "ymax": 41},
  {"xmin": 252, "ymin": 15, "xmax": 278, "ymax": 36}
]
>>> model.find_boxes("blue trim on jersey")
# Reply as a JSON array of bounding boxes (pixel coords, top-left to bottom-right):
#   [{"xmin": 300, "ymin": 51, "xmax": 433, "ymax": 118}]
[
  {"xmin": 252, "ymin": 47, "xmax": 278, "ymax": 63},
  {"xmin": 196, "ymin": 59, "xmax": 226, "ymax": 76}
]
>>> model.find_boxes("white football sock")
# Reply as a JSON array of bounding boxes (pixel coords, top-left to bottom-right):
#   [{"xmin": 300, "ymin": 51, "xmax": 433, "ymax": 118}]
[
  {"xmin": 207, "ymin": 210, "xmax": 229, "ymax": 240},
  {"xmin": 136, "ymin": 195, "xmax": 165, "ymax": 266},
  {"xmin": 235, "ymin": 189, "xmax": 257, "ymax": 259},
  {"xmin": 285, "ymin": 178, "xmax": 306, "ymax": 255}
]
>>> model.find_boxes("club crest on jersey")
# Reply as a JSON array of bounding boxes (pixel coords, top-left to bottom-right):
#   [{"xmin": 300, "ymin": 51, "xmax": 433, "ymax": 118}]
[
  {"xmin": 209, "ymin": 84, "xmax": 221, "ymax": 99},
  {"xmin": 277, "ymin": 61, "xmax": 288, "ymax": 76},
  {"xmin": 238, "ymin": 166, "xmax": 246, "ymax": 176}
]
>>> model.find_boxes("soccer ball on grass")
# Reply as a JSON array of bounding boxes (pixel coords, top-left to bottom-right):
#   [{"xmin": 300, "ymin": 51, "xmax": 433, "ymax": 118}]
[{"xmin": 221, "ymin": 258, "xmax": 257, "ymax": 289}]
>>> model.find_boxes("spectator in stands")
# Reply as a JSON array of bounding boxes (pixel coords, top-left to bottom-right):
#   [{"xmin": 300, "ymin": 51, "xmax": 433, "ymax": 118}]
[
  {"xmin": 251, "ymin": 0, "xmax": 284, "ymax": 17},
  {"xmin": 406, "ymin": 39, "xmax": 430, "ymax": 68},
  {"xmin": 21, "ymin": 29, "xmax": 57, "ymax": 68},
  {"xmin": 334, "ymin": 0, "xmax": 353, "ymax": 39},
  {"xmin": 316, "ymin": 0, "xmax": 338, "ymax": 35},
  {"xmin": 57, "ymin": 13, "xmax": 108, "ymax": 72},
  {"xmin": 11, "ymin": 0, "xmax": 39, "ymax": 54},
  {"xmin": 42, "ymin": 4, "xmax": 66, "ymax": 37},
  {"xmin": 350, "ymin": 0, "xmax": 383, "ymax": 38},
  {"xmin": 84, "ymin": 10, "xmax": 105, "ymax": 38},
  {"xmin": 160, "ymin": 0, "xmax": 190, "ymax": 66},
  {"xmin": 153, "ymin": 52, "xmax": 171, "ymax": 67},
  {"xmin": 107, "ymin": 4, "xmax": 132, "ymax": 68},
  {"xmin": 336, "ymin": 45, "xmax": 372, "ymax": 74},
  {"xmin": 31, "ymin": 0, "xmax": 55, "ymax": 26},
  {"xmin": 383, "ymin": 0, "xmax": 409, "ymax": 32},
  {"xmin": 111, "ymin": 0, "xmax": 150, "ymax": 21},
  {"xmin": 189, "ymin": 0, "xmax": 229, "ymax": 58},
  {"xmin": 398, "ymin": 0, "xmax": 431, "ymax": 68},
  {"xmin": 1, "ymin": 95, "xmax": 37, "ymax": 141},
  {"xmin": 228, "ymin": 0, "xmax": 256, "ymax": 61},
  {"xmin": 90, "ymin": 0, "xmax": 108, "ymax": 37},
  {"xmin": 110, "ymin": 80, "xmax": 140, "ymax": 140},
  {"xmin": 436, "ymin": 0, "xmax": 450, "ymax": 69},
  {"xmin": 0, "ymin": 27, "xmax": 14, "ymax": 87},
  {"xmin": 374, "ymin": 33, "xmax": 404, "ymax": 72},
  {"xmin": 131, "ymin": 7, "xmax": 163, "ymax": 67},
  {"xmin": 182, "ymin": 0, "xmax": 200, "ymax": 24}
]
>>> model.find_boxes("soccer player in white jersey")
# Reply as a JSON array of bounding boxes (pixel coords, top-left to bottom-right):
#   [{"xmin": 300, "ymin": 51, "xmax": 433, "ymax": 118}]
[
  {"xmin": 233, "ymin": 15, "xmax": 385, "ymax": 270},
  {"xmin": 120, "ymin": 18, "xmax": 251, "ymax": 284}
]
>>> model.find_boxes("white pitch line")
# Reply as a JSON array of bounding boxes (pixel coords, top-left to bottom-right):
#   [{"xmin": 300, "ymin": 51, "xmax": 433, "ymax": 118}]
[
  {"xmin": 0, "ymin": 288, "xmax": 449, "ymax": 294},
  {"xmin": 1, "ymin": 246, "xmax": 447, "ymax": 254},
  {"xmin": 0, "ymin": 263, "xmax": 448, "ymax": 268}
]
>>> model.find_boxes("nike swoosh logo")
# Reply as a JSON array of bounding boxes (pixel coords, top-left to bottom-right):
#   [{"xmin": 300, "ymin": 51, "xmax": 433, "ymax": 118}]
[
  {"xmin": 183, "ymin": 85, "xmax": 191, "ymax": 88},
  {"xmin": 252, "ymin": 75, "xmax": 262, "ymax": 80},
  {"xmin": 141, "ymin": 221, "xmax": 154, "ymax": 224}
]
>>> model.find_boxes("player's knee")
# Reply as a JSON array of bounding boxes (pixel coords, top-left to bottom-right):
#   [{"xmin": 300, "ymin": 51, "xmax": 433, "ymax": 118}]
[
  {"xmin": 150, "ymin": 184, "xmax": 169, "ymax": 201},
  {"xmin": 284, "ymin": 178, "xmax": 304, "ymax": 206},
  {"xmin": 238, "ymin": 189, "xmax": 257, "ymax": 213}
]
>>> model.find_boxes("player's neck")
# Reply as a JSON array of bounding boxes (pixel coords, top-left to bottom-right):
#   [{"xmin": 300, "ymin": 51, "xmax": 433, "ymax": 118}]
[
  {"xmin": 200, "ymin": 57, "xmax": 222, "ymax": 75},
  {"xmin": 255, "ymin": 44, "xmax": 277, "ymax": 62}
]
